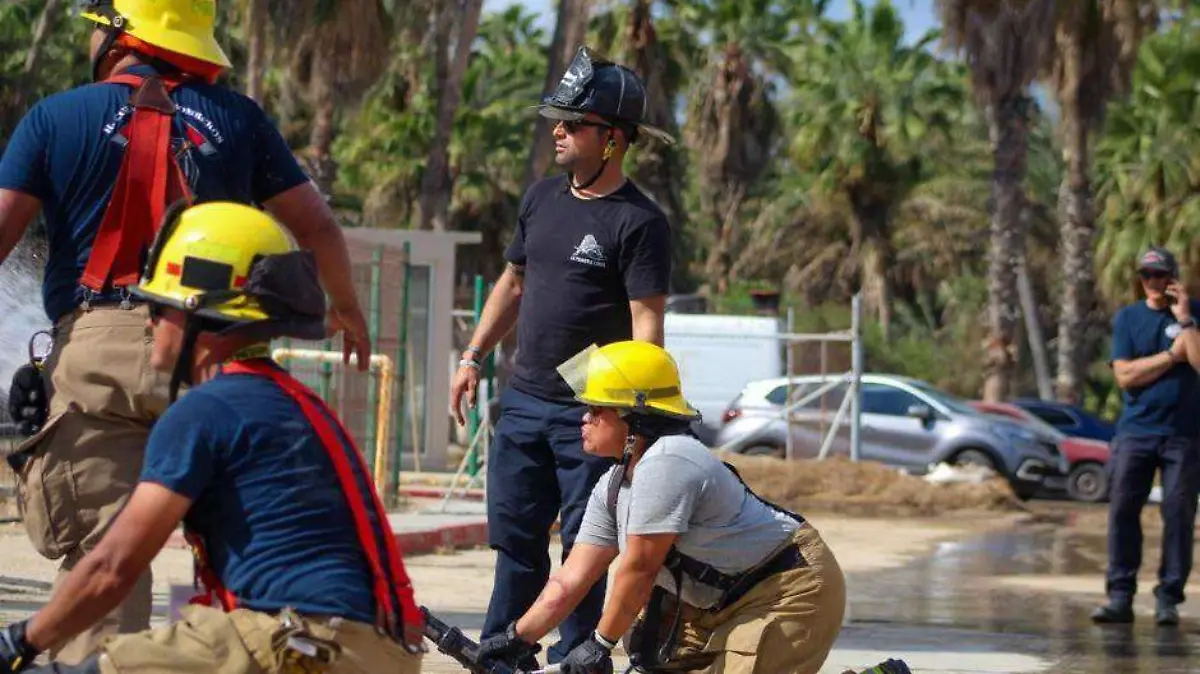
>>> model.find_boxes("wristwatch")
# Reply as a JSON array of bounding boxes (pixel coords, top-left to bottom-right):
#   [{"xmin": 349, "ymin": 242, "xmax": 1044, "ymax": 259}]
[{"xmin": 1179, "ymin": 318, "xmax": 1196, "ymax": 330}]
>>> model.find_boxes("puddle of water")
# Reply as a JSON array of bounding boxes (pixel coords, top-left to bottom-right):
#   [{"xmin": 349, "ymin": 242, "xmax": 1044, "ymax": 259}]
[{"xmin": 844, "ymin": 524, "xmax": 1200, "ymax": 672}]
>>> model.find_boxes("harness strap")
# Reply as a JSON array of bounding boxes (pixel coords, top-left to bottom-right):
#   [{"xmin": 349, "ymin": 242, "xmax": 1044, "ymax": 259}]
[
  {"xmin": 610, "ymin": 454, "xmax": 808, "ymax": 669},
  {"xmin": 80, "ymin": 72, "xmax": 193, "ymax": 292},
  {"xmin": 195, "ymin": 360, "xmax": 421, "ymax": 635}
]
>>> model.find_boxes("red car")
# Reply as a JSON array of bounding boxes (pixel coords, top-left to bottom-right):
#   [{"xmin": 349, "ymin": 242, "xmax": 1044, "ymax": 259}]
[{"xmin": 970, "ymin": 400, "xmax": 1111, "ymax": 502}]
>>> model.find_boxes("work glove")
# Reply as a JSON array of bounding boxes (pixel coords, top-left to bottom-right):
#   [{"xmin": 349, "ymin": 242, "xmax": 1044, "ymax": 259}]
[
  {"xmin": 7, "ymin": 363, "xmax": 48, "ymax": 437},
  {"xmin": 0, "ymin": 621, "xmax": 39, "ymax": 674},
  {"xmin": 559, "ymin": 633, "xmax": 614, "ymax": 674},
  {"xmin": 476, "ymin": 621, "xmax": 541, "ymax": 667}
]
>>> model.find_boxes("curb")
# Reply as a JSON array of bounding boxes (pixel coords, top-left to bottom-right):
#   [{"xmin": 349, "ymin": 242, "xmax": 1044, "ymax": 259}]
[
  {"xmin": 399, "ymin": 487, "xmax": 485, "ymax": 501},
  {"xmin": 165, "ymin": 520, "xmax": 489, "ymax": 557}
]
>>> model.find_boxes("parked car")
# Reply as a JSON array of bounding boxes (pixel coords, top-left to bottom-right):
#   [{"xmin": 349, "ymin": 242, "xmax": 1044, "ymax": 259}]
[
  {"xmin": 970, "ymin": 401, "xmax": 1111, "ymax": 502},
  {"xmin": 715, "ymin": 374, "xmax": 1067, "ymax": 500},
  {"xmin": 1011, "ymin": 398, "xmax": 1116, "ymax": 444}
]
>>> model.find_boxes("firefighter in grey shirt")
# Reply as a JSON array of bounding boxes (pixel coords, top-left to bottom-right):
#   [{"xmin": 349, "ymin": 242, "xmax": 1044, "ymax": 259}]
[{"xmin": 475, "ymin": 340, "xmax": 848, "ymax": 674}]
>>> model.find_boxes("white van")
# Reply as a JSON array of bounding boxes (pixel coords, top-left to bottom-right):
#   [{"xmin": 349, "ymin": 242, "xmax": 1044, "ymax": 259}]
[{"xmin": 664, "ymin": 313, "xmax": 783, "ymax": 438}]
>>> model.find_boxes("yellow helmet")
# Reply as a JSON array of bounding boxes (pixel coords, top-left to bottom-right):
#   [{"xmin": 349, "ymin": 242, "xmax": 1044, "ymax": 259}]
[
  {"xmin": 558, "ymin": 341, "xmax": 700, "ymax": 420},
  {"xmin": 80, "ymin": 0, "xmax": 232, "ymax": 69},
  {"xmin": 132, "ymin": 201, "xmax": 326, "ymax": 339}
]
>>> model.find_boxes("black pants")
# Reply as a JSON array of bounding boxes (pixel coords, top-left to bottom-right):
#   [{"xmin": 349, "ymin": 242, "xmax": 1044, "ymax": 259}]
[
  {"xmin": 481, "ymin": 386, "xmax": 613, "ymax": 662},
  {"xmin": 1105, "ymin": 434, "xmax": 1200, "ymax": 606}
]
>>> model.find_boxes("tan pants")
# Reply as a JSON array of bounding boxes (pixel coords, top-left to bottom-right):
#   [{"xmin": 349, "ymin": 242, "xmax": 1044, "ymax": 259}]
[
  {"xmin": 12, "ymin": 305, "xmax": 170, "ymax": 663},
  {"xmin": 97, "ymin": 605, "xmax": 423, "ymax": 674},
  {"xmin": 669, "ymin": 525, "xmax": 846, "ymax": 674}
]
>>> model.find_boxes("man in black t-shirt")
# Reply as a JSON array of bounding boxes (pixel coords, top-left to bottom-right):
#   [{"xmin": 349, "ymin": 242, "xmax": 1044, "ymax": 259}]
[{"xmin": 449, "ymin": 46, "xmax": 674, "ymax": 667}]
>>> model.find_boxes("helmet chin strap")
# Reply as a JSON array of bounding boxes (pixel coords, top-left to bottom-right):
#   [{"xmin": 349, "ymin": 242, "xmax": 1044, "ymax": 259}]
[
  {"xmin": 168, "ymin": 318, "xmax": 204, "ymax": 403},
  {"xmin": 569, "ymin": 132, "xmax": 617, "ymax": 192}
]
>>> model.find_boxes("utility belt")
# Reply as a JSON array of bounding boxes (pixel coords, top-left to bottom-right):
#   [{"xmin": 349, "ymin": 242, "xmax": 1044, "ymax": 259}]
[{"xmin": 77, "ymin": 286, "xmax": 146, "ymax": 313}]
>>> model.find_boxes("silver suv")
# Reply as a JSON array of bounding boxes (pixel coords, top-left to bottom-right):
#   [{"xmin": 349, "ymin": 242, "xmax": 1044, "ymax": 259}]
[{"xmin": 713, "ymin": 373, "xmax": 1068, "ymax": 499}]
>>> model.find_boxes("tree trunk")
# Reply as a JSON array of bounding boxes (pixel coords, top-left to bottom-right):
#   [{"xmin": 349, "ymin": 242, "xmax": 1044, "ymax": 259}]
[
  {"xmin": 306, "ymin": 54, "xmax": 338, "ymax": 197},
  {"xmin": 1018, "ymin": 250, "xmax": 1053, "ymax": 400},
  {"xmin": 1054, "ymin": 106, "xmax": 1096, "ymax": 405},
  {"xmin": 245, "ymin": 0, "xmax": 268, "ymax": 103},
  {"xmin": 418, "ymin": 0, "xmax": 484, "ymax": 231},
  {"xmin": 523, "ymin": 0, "xmax": 593, "ymax": 187},
  {"xmin": 702, "ymin": 184, "xmax": 745, "ymax": 294},
  {"xmin": 625, "ymin": 0, "xmax": 691, "ymax": 291},
  {"xmin": 846, "ymin": 189, "xmax": 894, "ymax": 341},
  {"xmin": 982, "ymin": 96, "xmax": 1030, "ymax": 402},
  {"xmin": 9, "ymin": 0, "xmax": 64, "ymax": 125},
  {"xmin": 860, "ymin": 235, "xmax": 893, "ymax": 342}
]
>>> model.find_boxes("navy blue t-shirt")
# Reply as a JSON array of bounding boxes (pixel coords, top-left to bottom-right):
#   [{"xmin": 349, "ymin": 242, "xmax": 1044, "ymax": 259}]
[
  {"xmin": 0, "ymin": 66, "xmax": 309, "ymax": 323},
  {"xmin": 140, "ymin": 367, "xmax": 376, "ymax": 623},
  {"xmin": 504, "ymin": 176, "xmax": 672, "ymax": 401},
  {"xmin": 1111, "ymin": 299, "xmax": 1200, "ymax": 437}
]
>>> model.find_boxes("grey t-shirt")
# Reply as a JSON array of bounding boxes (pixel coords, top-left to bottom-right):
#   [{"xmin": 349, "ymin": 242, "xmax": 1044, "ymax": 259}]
[{"xmin": 576, "ymin": 435, "xmax": 800, "ymax": 608}]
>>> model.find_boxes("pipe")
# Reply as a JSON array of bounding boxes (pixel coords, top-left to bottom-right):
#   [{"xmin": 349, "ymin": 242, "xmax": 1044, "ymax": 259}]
[{"xmin": 272, "ymin": 348, "xmax": 395, "ymax": 493}]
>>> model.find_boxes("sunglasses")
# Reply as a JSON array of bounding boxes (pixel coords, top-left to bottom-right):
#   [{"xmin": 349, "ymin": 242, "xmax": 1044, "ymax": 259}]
[
  {"xmin": 559, "ymin": 119, "xmax": 612, "ymax": 135},
  {"xmin": 1139, "ymin": 270, "xmax": 1171, "ymax": 280}
]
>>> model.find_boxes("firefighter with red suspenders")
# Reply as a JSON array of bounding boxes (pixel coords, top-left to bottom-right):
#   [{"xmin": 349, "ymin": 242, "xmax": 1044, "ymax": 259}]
[
  {"xmin": 0, "ymin": 202, "xmax": 424, "ymax": 674},
  {"xmin": 0, "ymin": 1, "xmax": 370, "ymax": 664}
]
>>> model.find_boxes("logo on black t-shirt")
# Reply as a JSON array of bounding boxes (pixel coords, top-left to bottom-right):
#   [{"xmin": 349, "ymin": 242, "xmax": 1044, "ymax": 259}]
[{"xmin": 570, "ymin": 234, "xmax": 607, "ymax": 268}]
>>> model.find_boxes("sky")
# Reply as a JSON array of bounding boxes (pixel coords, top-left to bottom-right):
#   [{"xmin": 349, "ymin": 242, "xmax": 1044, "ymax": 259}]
[{"xmin": 480, "ymin": 0, "xmax": 945, "ymax": 48}]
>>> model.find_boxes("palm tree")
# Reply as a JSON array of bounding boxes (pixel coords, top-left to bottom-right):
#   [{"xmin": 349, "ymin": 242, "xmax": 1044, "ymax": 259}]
[
  {"xmin": 268, "ymin": 0, "xmax": 392, "ymax": 197},
  {"xmin": 937, "ymin": 0, "xmax": 1057, "ymax": 401},
  {"xmin": 591, "ymin": 0, "xmax": 697, "ymax": 291},
  {"xmin": 677, "ymin": 0, "xmax": 815, "ymax": 295},
  {"xmin": 790, "ymin": 0, "xmax": 962, "ymax": 339},
  {"xmin": 1047, "ymin": 0, "xmax": 1159, "ymax": 404},
  {"xmin": 524, "ymin": 0, "xmax": 594, "ymax": 187},
  {"xmin": 1093, "ymin": 15, "xmax": 1200, "ymax": 306},
  {"xmin": 418, "ymin": 0, "xmax": 485, "ymax": 231}
]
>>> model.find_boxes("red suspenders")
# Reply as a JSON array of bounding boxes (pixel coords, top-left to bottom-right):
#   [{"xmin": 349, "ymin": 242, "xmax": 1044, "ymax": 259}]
[
  {"xmin": 80, "ymin": 73, "xmax": 192, "ymax": 296},
  {"xmin": 185, "ymin": 360, "xmax": 421, "ymax": 637}
]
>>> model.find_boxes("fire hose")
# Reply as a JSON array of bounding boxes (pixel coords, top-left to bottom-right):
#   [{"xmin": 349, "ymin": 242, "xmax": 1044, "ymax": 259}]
[{"xmin": 422, "ymin": 607, "xmax": 561, "ymax": 674}]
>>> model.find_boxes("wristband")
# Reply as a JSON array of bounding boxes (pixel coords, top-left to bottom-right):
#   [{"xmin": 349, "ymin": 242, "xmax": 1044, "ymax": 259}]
[
  {"xmin": 458, "ymin": 359, "xmax": 481, "ymax": 371},
  {"xmin": 465, "ymin": 346, "xmax": 483, "ymax": 356},
  {"xmin": 593, "ymin": 630, "xmax": 618, "ymax": 651}
]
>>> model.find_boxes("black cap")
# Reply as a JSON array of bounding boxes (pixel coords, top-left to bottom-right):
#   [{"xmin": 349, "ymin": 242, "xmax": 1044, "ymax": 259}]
[
  {"xmin": 537, "ymin": 46, "xmax": 674, "ymax": 145},
  {"xmin": 1138, "ymin": 247, "xmax": 1178, "ymax": 276}
]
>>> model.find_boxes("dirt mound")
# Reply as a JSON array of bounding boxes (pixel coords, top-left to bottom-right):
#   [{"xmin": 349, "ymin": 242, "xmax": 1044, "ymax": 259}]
[{"xmin": 721, "ymin": 452, "xmax": 1028, "ymax": 518}]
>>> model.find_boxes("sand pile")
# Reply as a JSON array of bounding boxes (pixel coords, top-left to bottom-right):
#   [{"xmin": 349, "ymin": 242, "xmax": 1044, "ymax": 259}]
[{"xmin": 721, "ymin": 452, "xmax": 1028, "ymax": 518}]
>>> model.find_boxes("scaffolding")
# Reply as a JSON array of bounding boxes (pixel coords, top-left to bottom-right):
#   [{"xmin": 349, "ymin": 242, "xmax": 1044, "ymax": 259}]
[{"xmin": 714, "ymin": 294, "xmax": 865, "ymax": 462}]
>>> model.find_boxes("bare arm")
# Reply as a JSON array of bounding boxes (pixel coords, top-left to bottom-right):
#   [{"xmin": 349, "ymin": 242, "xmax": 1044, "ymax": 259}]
[
  {"xmin": 1113, "ymin": 351, "xmax": 1181, "ymax": 390},
  {"xmin": 514, "ymin": 543, "xmax": 618, "ymax": 642},
  {"xmin": 0, "ymin": 189, "xmax": 42, "ymax": 266},
  {"xmin": 630, "ymin": 294, "xmax": 666, "ymax": 346},
  {"xmin": 595, "ymin": 533, "xmax": 676, "ymax": 643},
  {"xmin": 26, "ymin": 483, "xmax": 191, "ymax": 652},
  {"xmin": 468, "ymin": 264, "xmax": 525, "ymax": 355},
  {"xmin": 263, "ymin": 183, "xmax": 370, "ymax": 369},
  {"xmin": 450, "ymin": 264, "xmax": 525, "ymax": 425}
]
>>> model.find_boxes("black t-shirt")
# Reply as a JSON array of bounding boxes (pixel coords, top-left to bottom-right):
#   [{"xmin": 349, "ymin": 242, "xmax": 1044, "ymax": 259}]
[{"xmin": 505, "ymin": 176, "xmax": 672, "ymax": 401}]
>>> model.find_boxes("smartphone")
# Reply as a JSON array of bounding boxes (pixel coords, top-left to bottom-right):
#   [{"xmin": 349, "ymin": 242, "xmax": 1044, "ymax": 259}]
[{"xmin": 1166, "ymin": 278, "xmax": 1181, "ymax": 305}]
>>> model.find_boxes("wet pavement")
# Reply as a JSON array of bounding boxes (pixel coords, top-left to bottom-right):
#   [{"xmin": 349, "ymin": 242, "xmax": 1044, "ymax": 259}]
[{"xmin": 845, "ymin": 524, "xmax": 1200, "ymax": 673}]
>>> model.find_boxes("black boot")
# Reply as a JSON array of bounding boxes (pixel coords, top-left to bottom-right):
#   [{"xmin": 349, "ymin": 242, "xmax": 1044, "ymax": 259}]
[
  {"xmin": 849, "ymin": 659, "xmax": 912, "ymax": 674},
  {"xmin": 1156, "ymin": 601, "xmax": 1180, "ymax": 626},
  {"xmin": 1091, "ymin": 599, "xmax": 1134, "ymax": 624}
]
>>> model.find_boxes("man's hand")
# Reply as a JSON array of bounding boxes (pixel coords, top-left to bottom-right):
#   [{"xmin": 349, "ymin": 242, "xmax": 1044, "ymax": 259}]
[
  {"xmin": 1168, "ymin": 281, "xmax": 1192, "ymax": 323},
  {"xmin": 476, "ymin": 621, "xmax": 541, "ymax": 664},
  {"xmin": 0, "ymin": 621, "xmax": 38, "ymax": 673},
  {"xmin": 328, "ymin": 303, "xmax": 371, "ymax": 372},
  {"xmin": 449, "ymin": 358, "xmax": 481, "ymax": 426},
  {"xmin": 559, "ymin": 634, "xmax": 614, "ymax": 674}
]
